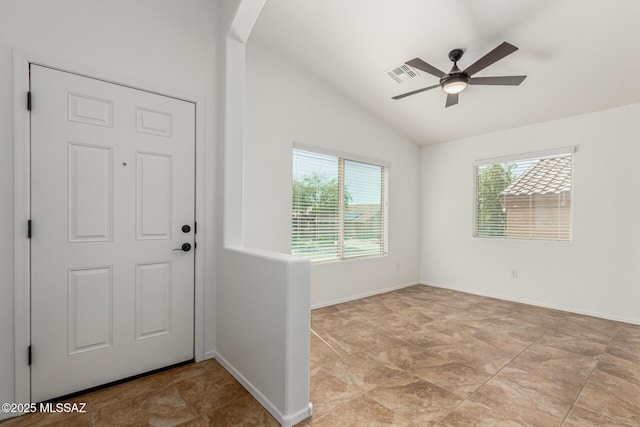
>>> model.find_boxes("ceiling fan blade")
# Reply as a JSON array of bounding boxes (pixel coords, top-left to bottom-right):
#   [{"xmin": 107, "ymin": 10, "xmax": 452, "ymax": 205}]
[
  {"xmin": 469, "ymin": 75, "xmax": 527, "ymax": 86},
  {"xmin": 445, "ymin": 93, "xmax": 459, "ymax": 108},
  {"xmin": 392, "ymin": 84, "xmax": 440, "ymax": 100},
  {"xmin": 406, "ymin": 58, "xmax": 446, "ymax": 78},
  {"xmin": 463, "ymin": 42, "xmax": 519, "ymax": 77}
]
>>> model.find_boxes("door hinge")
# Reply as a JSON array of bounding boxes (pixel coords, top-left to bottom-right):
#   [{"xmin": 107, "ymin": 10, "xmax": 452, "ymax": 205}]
[
  {"xmin": 27, "ymin": 91, "xmax": 32, "ymax": 111},
  {"xmin": 28, "ymin": 346, "xmax": 31, "ymax": 365},
  {"xmin": 27, "ymin": 220, "xmax": 32, "ymax": 239}
]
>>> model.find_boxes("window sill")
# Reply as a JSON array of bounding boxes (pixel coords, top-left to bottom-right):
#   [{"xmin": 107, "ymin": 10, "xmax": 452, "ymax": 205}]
[{"xmin": 310, "ymin": 253, "xmax": 389, "ymax": 265}]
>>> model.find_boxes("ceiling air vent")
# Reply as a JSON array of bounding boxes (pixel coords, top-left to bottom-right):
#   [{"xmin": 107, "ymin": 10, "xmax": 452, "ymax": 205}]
[{"xmin": 387, "ymin": 64, "xmax": 419, "ymax": 83}]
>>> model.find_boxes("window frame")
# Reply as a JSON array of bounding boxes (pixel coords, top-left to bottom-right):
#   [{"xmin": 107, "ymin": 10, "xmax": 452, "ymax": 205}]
[
  {"xmin": 292, "ymin": 142, "xmax": 390, "ymax": 262},
  {"xmin": 472, "ymin": 146, "xmax": 575, "ymax": 242}
]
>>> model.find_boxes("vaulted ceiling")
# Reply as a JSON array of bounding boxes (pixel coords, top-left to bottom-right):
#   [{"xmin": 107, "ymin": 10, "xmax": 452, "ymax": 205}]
[{"xmin": 249, "ymin": 0, "xmax": 640, "ymax": 145}]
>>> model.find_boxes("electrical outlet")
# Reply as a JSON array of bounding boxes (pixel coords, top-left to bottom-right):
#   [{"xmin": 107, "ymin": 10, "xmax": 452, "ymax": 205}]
[{"xmin": 511, "ymin": 269, "xmax": 518, "ymax": 279}]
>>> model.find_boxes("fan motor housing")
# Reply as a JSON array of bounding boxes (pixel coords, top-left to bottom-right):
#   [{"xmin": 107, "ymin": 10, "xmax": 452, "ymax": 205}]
[{"xmin": 440, "ymin": 72, "xmax": 470, "ymax": 88}]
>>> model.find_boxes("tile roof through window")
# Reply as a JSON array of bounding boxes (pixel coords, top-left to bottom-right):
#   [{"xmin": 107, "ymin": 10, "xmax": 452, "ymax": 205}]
[{"xmin": 500, "ymin": 156, "xmax": 572, "ymax": 197}]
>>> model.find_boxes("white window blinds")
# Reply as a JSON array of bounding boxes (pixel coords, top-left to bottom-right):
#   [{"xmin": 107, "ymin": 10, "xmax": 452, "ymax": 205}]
[
  {"xmin": 474, "ymin": 149, "xmax": 573, "ymax": 241},
  {"xmin": 343, "ymin": 160, "xmax": 386, "ymax": 258},
  {"xmin": 292, "ymin": 147, "xmax": 388, "ymax": 262},
  {"xmin": 292, "ymin": 149, "xmax": 341, "ymax": 261}
]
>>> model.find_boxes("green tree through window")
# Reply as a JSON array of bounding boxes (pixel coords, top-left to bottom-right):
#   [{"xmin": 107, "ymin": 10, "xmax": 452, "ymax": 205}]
[
  {"xmin": 292, "ymin": 173, "xmax": 352, "ymax": 259},
  {"xmin": 476, "ymin": 163, "xmax": 514, "ymax": 237},
  {"xmin": 292, "ymin": 147, "xmax": 387, "ymax": 261}
]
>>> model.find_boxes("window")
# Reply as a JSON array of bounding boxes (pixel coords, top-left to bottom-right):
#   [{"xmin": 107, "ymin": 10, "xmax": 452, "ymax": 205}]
[
  {"xmin": 292, "ymin": 146, "xmax": 388, "ymax": 262},
  {"xmin": 474, "ymin": 147, "xmax": 574, "ymax": 241}
]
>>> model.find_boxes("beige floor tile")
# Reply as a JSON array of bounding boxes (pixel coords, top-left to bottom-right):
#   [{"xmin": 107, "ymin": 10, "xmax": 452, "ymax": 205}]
[
  {"xmin": 175, "ymin": 416, "xmax": 208, "ymax": 427},
  {"xmin": 428, "ymin": 342, "xmax": 516, "ymax": 375},
  {"xmin": 506, "ymin": 344, "xmax": 599, "ymax": 387},
  {"xmin": 174, "ymin": 372, "xmax": 250, "ymax": 417},
  {"xmin": 395, "ymin": 326, "xmax": 461, "ymax": 349},
  {"xmin": 441, "ymin": 376, "xmax": 569, "ymax": 426},
  {"xmin": 309, "ymin": 368, "xmax": 362, "ymax": 417},
  {"xmin": 42, "ymin": 413, "xmax": 91, "ymax": 427},
  {"xmin": 555, "ymin": 314, "xmax": 617, "ymax": 344},
  {"xmin": 169, "ymin": 361, "xmax": 218, "ymax": 384},
  {"xmin": 605, "ymin": 338, "xmax": 640, "ymax": 364},
  {"xmin": 367, "ymin": 379, "xmax": 462, "ymax": 424},
  {"xmin": 87, "ymin": 370, "xmax": 174, "ymax": 410},
  {"xmin": 370, "ymin": 294, "xmax": 417, "ymax": 312},
  {"xmin": 411, "ymin": 360, "xmax": 492, "ymax": 398},
  {"xmin": 326, "ymin": 325, "xmax": 406, "ymax": 356},
  {"xmin": 596, "ymin": 352, "xmax": 640, "ymax": 388},
  {"xmin": 311, "ymin": 395, "xmax": 409, "ymax": 427},
  {"xmin": 311, "ymin": 306, "xmax": 341, "ymax": 316},
  {"xmin": 203, "ymin": 395, "xmax": 278, "ymax": 427},
  {"xmin": 469, "ymin": 326, "xmax": 538, "ymax": 353},
  {"xmin": 374, "ymin": 341, "xmax": 445, "ymax": 372},
  {"xmin": 615, "ymin": 323, "xmax": 640, "ymax": 342},
  {"xmin": 497, "ymin": 364, "xmax": 583, "ymax": 405},
  {"xmin": 310, "ymin": 311, "xmax": 373, "ymax": 334},
  {"xmin": 320, "ymin": 350, "xmax": 417, "ymax": 392},
  {"xmin": 309, "ymin": 331, "xmax": 342, "ymax": 370},
  {"xmin": 437, "ymin": 400, "xmax": 514, "ymax": 427},
  {"xmin": 5, "ymin": 285, "xmax": 640, "ymax": 427},
  {"xmin": 536, "ymin": 329, "xmax": 608, "ymax": 356},
  {"xmin": 351, "ymin": 301, "xmax": 398, "ymax": 320},
  {"xmin": 91, "ymin": 385, "xmax": 195, "ymax": 426},
  {"xmin": 562, "ymin": 405, "xmax": 634, "ymax": 427},
  {"xmin": 0, "ymin": 409, "xmax": 90, "ymax": 427},
  {"xmin": 393, "ymin": 306, "xmax": 436, "ymax": 325},
  {"xmin": 574, "ymin": 369, "xmax": 640, "ymax": 426},
  {"xmin": 370, "ymin": 313, "xmax": 429, "ymax": 338}
]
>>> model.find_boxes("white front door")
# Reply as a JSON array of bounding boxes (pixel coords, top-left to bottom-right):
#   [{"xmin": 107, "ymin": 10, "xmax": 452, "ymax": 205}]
[{"xmin": 30, "ymin": 65, "xmax": 195, "ymax": 402}]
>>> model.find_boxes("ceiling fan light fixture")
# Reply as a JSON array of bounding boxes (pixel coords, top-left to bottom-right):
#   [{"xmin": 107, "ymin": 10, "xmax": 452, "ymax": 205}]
[
  {"xmin": 442, "ymin": 80, "xmax": 467, "ymax": 94},
  {"xmin": 391, "ymin": 42, "xmax": 526, "ymax": 107},
  {"xmin": 440, "ymin": 71, "xmax": 470, "ymax": 94}
]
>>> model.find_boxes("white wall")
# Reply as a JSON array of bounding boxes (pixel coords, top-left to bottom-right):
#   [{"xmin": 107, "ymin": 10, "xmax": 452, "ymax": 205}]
[
  {"xmin": 421, "ymin": 103, "xmax": 640, "ymax": 324},
  {"xmin": 216, "ymin": 247, "xmax": 311, "ymax": 426},
  {"xmin": 244, "ymin": 43, "xmax": 421, "ymax": 307},
  {"xmin": 0, "ymin": 0, "xmax": 219, "ymax": 411},
  {"xmin": 216, "ymin": 5, "xmax": 312, "ymax": 425}
]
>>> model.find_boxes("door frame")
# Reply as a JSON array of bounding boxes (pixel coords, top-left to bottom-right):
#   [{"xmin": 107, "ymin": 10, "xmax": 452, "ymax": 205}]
[{"xmin": 12, "ymin": 49, "xmax": 208, "ymax": 403}]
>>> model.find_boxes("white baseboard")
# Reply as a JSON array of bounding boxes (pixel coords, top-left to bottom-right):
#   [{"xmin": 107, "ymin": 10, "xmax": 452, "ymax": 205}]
[
  {"xmin": 311, "ymin": 281, "xmax": 420, "ymax": 310},
  {"xmin": 213, "ymin": 352, "xmax": 313, "ymax": 427},
  {"xmin": 282, "ymin": 402, "xmax": 313, "ymax": 427},
  {"xmin": 421, "ymin": 280, "xmax": 640, "ymax": 326},
  {"xmin": 202, "ymin": 350, "xmax": 216, "ymax": 361}
]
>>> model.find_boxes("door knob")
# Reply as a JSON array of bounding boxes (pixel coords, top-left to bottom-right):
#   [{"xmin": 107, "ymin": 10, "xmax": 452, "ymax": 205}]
[
  {"xmin": 181, "ymin": 225, "xmax": 191, "ymax": 233},
  {"xmin": 173, "ymin": 243, "xmax": 192, "ymax": 252}
]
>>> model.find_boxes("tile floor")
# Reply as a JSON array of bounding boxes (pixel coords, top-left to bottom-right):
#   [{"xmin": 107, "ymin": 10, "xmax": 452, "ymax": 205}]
[
  {"xmin": 0, "ymin": 358, "xmax": 278, "ymax": 426},
  {"xmin": 2, "ymin": 284, "xmax": 640, "ymax": 426},
  {"xmin": 305, "ymin": 285, "xmax": 640, "ymax": 426}
]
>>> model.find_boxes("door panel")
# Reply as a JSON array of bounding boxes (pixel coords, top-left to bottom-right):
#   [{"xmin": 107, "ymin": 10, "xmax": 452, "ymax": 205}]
[
  {"xmin": 30, "ymin": 65, "xmax": 195, "ymax": 402},
  {"xmin": 67, "ymin": 266, "xmax": 113, "ymax": 354},
  {"xmin": 68, "ymin": 142, "xmax": 114, "ymax": 242},
  {"xmin": 135, "ymin": 262, "xmax": 172, "ymax": 340},
  {"xmin": 136, "ymin": 152, "xmax": 173, "ymax": 239}
]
